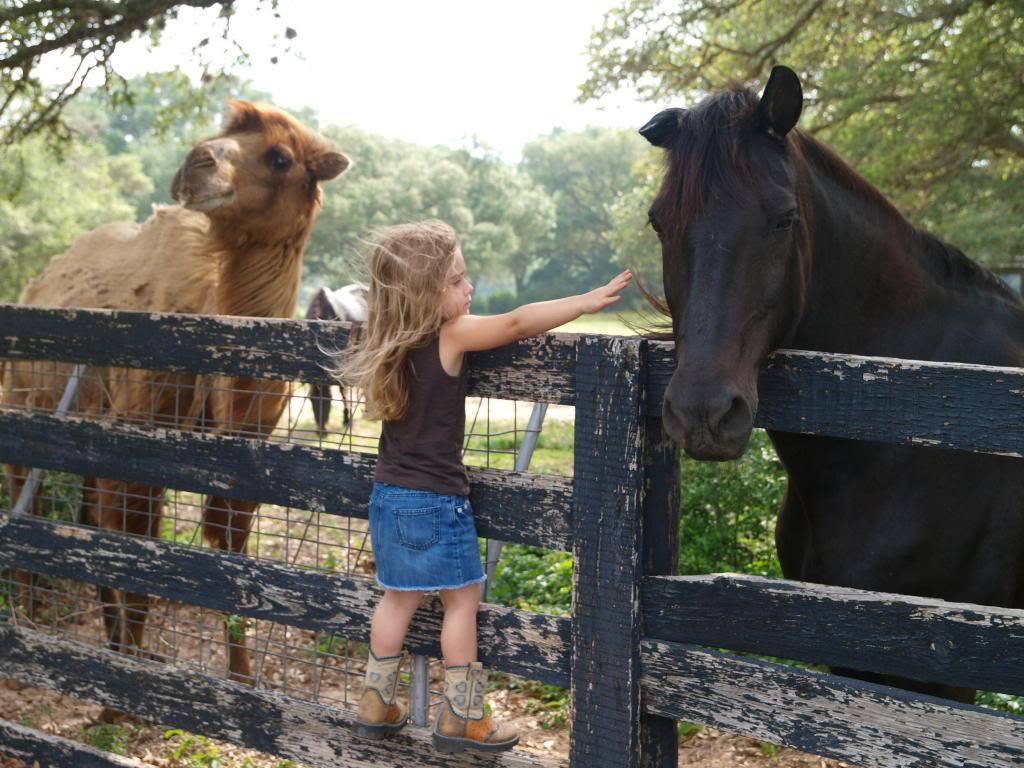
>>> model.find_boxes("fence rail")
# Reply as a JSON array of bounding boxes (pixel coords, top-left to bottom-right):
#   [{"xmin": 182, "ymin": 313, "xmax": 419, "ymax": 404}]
[
  {"xmin": 643, "ymin": 574, "xmax": 1024, "ymax": 698},
  {"xmin": 0, "ymin": 410, "xmax": 574, "ymax": 549},
  {"xmin": 2, "ymin": 304, "xmax": 1024, "ymax": 767}
]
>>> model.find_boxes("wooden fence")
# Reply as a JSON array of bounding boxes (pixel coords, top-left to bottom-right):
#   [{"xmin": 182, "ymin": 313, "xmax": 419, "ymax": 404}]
[{"xmin": 0, "ymin": 304, "xmax": 1023, "ymax": 768}]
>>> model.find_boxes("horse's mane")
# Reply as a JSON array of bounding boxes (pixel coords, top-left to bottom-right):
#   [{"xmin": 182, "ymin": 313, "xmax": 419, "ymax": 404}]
[
  {"xmin": 794, "ymin": 132, "xmax": 1020, "ymax": 305},
  {"xmin": 647, "ymin": 83, "xmax": 1019, "ymax": 318}
]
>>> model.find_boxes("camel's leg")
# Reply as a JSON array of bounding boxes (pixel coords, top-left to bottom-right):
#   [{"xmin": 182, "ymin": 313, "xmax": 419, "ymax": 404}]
[
  {"xmin": 183, "ymin": 378, "xmax": 289, "ymax": 684},
  {"xmin": 202, "ymin": 495, "xmax": 258, "ymax": 684},
  {"xmin": 201, "ymin": 379, "xmax": 291, "ymax": 685},
  {"xmin": 4, "ymin": 462, "xmax": 44, "ymax": 623},
  {"xmin": 76, "ymin": 476, "xmax": 98, "ymax": 527},
  {"xmin": 95, "ymin": 479, "xmax": 165, "ymax": 659}
]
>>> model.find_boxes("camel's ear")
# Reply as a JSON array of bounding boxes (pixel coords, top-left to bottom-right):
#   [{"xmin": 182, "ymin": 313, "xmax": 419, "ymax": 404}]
[{"xmin": 311, "ymin": 151, "xmax": 350, "ymax": 181}]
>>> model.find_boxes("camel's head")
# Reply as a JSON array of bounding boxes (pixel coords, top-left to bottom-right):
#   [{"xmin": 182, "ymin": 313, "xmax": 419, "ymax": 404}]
[{"xmin": 171, "ymin": 100, "xmax": 349, "ymax": 238}]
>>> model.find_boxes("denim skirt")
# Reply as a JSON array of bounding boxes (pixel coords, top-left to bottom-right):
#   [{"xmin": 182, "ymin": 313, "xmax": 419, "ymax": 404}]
[{"xmin": 368, "ymin": 481, "xmax": 486, "ymax": 591}]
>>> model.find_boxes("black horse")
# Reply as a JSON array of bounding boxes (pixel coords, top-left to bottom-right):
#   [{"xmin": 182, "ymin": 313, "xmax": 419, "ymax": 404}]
[{"xmin": 640, "ymin": 66, "xmax": 1024, "ymax": 703}]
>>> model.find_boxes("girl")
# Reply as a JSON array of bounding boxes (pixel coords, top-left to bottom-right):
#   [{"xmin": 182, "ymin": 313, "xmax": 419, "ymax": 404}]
[{"xmin": 340, "ymin": 219, "xmax": 631, "ymax": 754}]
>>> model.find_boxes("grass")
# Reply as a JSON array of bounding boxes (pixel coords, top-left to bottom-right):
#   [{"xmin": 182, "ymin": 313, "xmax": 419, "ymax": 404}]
[
  {"xmin": 552, "ymin": 310, "xmax": 645, "ymax": 335},
  {"xmin": 463, "ymin": 419, "xmax": 574, "ymax": 476}
]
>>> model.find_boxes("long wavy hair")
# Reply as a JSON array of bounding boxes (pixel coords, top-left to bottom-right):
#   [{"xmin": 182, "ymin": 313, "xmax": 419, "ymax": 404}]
[{"xmin": 331, "ymin": 220, "xmax": 460, "ymax": 421}]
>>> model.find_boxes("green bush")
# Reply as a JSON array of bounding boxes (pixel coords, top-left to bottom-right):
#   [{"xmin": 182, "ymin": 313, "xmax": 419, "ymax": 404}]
[
  {"xmin": 488, "ymin": 545, "xmax": 572, "ymax": 615},
  {"xmin": 678, "ymin": 430, "xmax": 785, "ymax": 577}
]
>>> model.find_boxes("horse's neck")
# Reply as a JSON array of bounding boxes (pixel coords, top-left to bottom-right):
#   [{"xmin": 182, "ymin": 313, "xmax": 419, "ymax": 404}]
[
  {"xmin": 208, "ymin": 229, "xmax": 310, "ymax": 318},
  {"xmin": 793, "ymin": 166, "xmax": 1018, "ymax": 359}
]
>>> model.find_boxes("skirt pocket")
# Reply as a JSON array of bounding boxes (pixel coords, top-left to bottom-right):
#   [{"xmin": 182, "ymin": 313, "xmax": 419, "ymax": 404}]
[{"xmin": 394, "ymin": 505, "xmax": 442, "ymax": 551}]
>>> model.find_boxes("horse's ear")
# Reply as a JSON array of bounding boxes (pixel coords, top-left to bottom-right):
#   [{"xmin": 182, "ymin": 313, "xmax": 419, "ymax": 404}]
[
  {"xmin": 758, "ymin": 66, "xmax": 803, "ymax": 139},
  {"xmin": 639, "ymin": 108, "xmax": 685, "ymax": 148}
]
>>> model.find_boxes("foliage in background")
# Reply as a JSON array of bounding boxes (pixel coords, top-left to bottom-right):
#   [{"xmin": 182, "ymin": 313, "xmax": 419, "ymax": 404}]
[
  {"xmin": 488, "ymin": 545, "xmax": 573, "ymax": 615},
  {"xmin": 678, "ymin": 430, "xmax": 785, "ymax": 577},
  {"xmin": 0, "ymin": 135, "xmax": 150, "ymax": 302},
  {"xmin": 583, "ymin": 0, "xmax": 1024, "ymax": 268},
  {"xmin": 306, "ymin": 126, "xmax": 556, "ymax": 307},
  {"xmin": 0, "ymin": 0, "xmax": 288, "ymax": 148},
  {"xmin": 519, "ymin": 127, "xmax": 651, "ymax": 305}
]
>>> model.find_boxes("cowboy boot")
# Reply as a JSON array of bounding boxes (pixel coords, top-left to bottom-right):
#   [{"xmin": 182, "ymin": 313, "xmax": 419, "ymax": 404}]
[
  {"xmin": 432, "ymin": 661, "xmax": 519, "ymax": 753},
  {"xmin": 353, "ymin": 649, "xmax": 409, "ymax": 740}
]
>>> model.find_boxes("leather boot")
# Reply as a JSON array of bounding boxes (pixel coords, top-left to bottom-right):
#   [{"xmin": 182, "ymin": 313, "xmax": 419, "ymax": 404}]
[
  {"xmin": 432, "ymin": 661, "xmax": 519, "ymax": 753},
  {"xmin": 353, "ymin": 649, "xmax": 408, "ymax": 740}
]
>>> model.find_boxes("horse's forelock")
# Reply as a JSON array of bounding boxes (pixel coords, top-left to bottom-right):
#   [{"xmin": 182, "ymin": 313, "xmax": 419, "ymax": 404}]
[{"xmin": 659, "ymin": 87, "xmax": 761, "ymax": 241}]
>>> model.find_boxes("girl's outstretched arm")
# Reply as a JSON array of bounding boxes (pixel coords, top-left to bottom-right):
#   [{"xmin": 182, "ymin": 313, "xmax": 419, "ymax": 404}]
[{"xmin": 442, "ymin": 270, "xmax": 632, "ymax": 355}]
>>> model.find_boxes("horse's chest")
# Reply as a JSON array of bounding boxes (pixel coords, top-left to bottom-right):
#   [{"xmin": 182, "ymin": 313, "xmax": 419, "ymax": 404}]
[{"xmin": 776, "ymin": 436, "xmax": 1024, "ymax": 603}]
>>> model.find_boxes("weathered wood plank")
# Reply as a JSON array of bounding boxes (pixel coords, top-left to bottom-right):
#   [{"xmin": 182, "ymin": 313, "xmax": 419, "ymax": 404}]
[
  {"xmin": 0, "ymin": 718, "xmax": 157, "ymax": 768},
  {"xmin": 0, "ymin": 304, "xmax": 576, "ymax": 403},
  {"xmin": 0, "ymin": 515, "xmax": 570, "ymax": 686},
  {"xmin": 0, "ymin": 410, "xmax": 573, "ymax": 550},
  {"xmin": 643, "ymin": 574, "xmax": 1024, "ymax": 697},
  {"xmin": 0, "ymin": 625, "xmax": 564, "ymax": 768},
  {"xmin": 571, "ymin": 337, "xmax": 646, "ymax": 768},
  {"xmin": 638, "ymin": 415, "xmax": 680, "ymax": 768},
  {"xmin": 647, "ymin": 344, "xmax": 1024, "ymax": 455},
  {"xmin": 642, "ymin": 639, "xmax": 1024, "ymax": 768}
]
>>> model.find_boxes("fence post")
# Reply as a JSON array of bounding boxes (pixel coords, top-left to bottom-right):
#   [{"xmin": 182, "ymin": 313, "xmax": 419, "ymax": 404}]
[
  {"xmin": 639, "ymin": 368, "xmax": 681, "ymax": 767},
  {"xmin": 570, "ymin": 336, "xmax": 646, "ymax": 768}
]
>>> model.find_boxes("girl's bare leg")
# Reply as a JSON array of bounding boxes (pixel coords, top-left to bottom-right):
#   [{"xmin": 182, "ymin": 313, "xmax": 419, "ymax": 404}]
[
  {"xmin": 439, "ymin": 583, "xmax": 482, "ymax": 666},
  {"xmin": 370, "ymin": 589, "xmax": 424, "ymax": 656}
]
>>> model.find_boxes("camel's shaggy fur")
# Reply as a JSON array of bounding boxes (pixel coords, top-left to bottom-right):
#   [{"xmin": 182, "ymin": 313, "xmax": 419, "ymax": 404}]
[{"xmin": 4, "ymin": 101, "xmax": 350, "ymax": 683}]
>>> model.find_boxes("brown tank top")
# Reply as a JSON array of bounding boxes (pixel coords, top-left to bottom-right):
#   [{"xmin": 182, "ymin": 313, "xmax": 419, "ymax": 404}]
[{"xmin": 374, "ymin": 335, "xmax": 470, "ymax": 495}]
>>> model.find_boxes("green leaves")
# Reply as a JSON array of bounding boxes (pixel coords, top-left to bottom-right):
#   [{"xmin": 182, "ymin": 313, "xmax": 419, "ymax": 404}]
[
  {"xmin": 583, "ymin": 0, "xmax": 1024, "ymax": 267},
  {"xmin": 0, "ymin": 135, "xmax": 150, "ymax": 302}
]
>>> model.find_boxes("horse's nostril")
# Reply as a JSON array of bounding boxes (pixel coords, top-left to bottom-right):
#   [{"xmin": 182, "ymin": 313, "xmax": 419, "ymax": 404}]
[
  {"xmin": 711, "ymin": 394, "xmax": 751, "ymax": 438},
  {"xmin": 662, "ymin": 397, "xmax": 686, "ymax": 439}
]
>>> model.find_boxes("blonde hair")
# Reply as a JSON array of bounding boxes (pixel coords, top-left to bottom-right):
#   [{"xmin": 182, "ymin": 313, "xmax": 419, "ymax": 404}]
[{"xmin": 333, "ymin": 220, "xmax": 460, "ymax": 421}]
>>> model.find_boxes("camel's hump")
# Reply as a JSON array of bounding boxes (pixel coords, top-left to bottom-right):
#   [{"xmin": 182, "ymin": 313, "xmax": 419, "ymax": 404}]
[{"xmin": 19, "ymin": 206, "xmax": 214, "ymax": 313}]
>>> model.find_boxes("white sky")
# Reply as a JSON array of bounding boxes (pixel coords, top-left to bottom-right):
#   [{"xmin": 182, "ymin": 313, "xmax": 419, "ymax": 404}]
[{"xmin": 44, "ymin": 1, "xmax": 662, "ymax": 159}]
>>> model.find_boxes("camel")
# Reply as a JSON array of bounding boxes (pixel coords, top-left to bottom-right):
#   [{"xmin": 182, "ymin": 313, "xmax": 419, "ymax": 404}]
[
  {"xmin": 303, "ymin": 282, "xmax": 368, "ymax": 434},
  {"xmin": 3, "ymin": 100, "xmax": 350, "ymax": 685}
]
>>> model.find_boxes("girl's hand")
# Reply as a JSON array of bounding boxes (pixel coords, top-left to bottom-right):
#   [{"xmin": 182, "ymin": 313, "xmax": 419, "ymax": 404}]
[{"xmin": 581, "ymin": 270, "xmax": 632, "ymax": 314}]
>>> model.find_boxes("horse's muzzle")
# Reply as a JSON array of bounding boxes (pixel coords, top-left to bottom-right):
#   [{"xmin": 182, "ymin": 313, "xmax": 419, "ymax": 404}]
[{"xmin": 662, "ymin": 386, "xmax": 755, "ymax": 461}]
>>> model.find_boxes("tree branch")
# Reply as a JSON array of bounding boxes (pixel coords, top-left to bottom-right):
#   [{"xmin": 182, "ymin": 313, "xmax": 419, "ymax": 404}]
[{"xmin": 983, "ymin": 131, "xmax": 1024, "ymax": 158}]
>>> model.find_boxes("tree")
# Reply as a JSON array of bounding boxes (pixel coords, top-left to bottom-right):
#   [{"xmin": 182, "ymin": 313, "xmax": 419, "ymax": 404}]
[
  {"xmin": 582, "ymin": 0, "xmax": 1024, "ymax": 265},
  {"xmin": 454, "ymin": 145, "xmax": 555, "ymax": 295},
  {"xmin": 520, "ymin": 127, "xmax": 649, "ymax": 300},
  {"xmin": 0, "ymin": 136, "xmax": 151, "ymax": 301},
  {"xmin": 303, "ymin": 127, "xmax": 558, "ymax": 310},
  {"xmin": 0, "ymin": 0, "xmax": 288, "ymax": 147}
]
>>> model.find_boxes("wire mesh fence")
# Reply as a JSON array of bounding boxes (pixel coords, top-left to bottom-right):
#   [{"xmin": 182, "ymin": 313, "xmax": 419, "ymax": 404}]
[{"xmin": 1, "ymin": 358, "xmax": 574, "ymax": 718}]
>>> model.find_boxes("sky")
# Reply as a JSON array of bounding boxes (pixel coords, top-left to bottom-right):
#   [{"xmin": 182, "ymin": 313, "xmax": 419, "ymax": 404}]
[{"xmin": 44, "ymin": 1, "xmax": 662, "ymax": 160}]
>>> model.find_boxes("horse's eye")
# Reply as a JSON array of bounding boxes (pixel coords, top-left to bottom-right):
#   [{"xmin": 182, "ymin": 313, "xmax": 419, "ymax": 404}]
[
  {"xmin": 648, "ymin": 213, "xmax": 664, "ymax": 235},
  {"xmin": 775, "ymin": 211, "xmax": 797, "ymax": 231},
  {"xmin": 267, "ymin": 148, "xmax": 293, "ymax": 173}
]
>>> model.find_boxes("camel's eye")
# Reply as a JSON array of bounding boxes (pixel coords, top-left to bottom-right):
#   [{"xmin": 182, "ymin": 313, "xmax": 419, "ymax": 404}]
[{"xmin": 267, "ymin": 147, "xmax": 293, "ymax": 173}]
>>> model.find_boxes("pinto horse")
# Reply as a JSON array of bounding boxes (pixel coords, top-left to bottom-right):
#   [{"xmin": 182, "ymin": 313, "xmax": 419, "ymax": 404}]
[{"xmin": 640, "ymin": 65, "xmax": 1024, "ymax": 703}]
